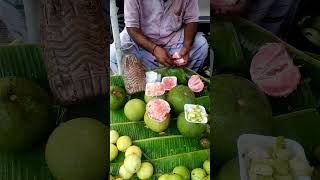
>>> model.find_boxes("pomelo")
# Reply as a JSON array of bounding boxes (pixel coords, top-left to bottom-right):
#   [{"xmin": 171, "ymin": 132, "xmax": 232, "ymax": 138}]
[
  {"xmin": 136, "ymin": 162, "xmax": 154, "ymax": 179},
  {"xmin": 125, "ymin": 145, "xmax": 142, "ymax": 158},
  {"xmin": 110, "ymin": 86, "xmax": 127, "ymax": 110},
  {"xmin": 167, "ymin": 85, "xmax": 196, "ymax": 114},
  {"xmin": 211, "ymin": 74, "xmax": 273, "ymax": 164},
  {"xmin": 110, "ymin": 130, "xmax": 119, "ymax": 144},
  {"xmin": 110, "ymin": 143, "xmax": 118, "ymax": 161},
  {"xmin": 172, "ymin": 166, "xmax": 190, "ymax": 180},
  {"xmin": 191, "ymin": 168, "xmax": 206, "ymax": 180},
  {"xmin": 119, "ymin": 165, "xmax": 133, "ymax": 179},
  {"xmin": 124, "ymin": 154, "xmax": 141, "ymax": 173},
  {"xmin": 217, "ymin": 158, "xmax": 240, "ymax": 180},
  {"xmin": 203, "ymin": 160, "xmax": 210, "ymax": 174},
  {"xmin": 0, "ymin": 77, "xmax": 53, "ymax": 152},
  {"xmin": 168, "ymin": 173, "xmax": 184, "ymax": 180},
  {"xmin": 144, "ymin": 113, "xmax": 170, "ymax": 133},
  {"xmin": 116, "ymin": 136, "xmax": 132, "ymax": 152},
  {"xmin": 250, "ymin": 43, "xmax": 300, "ymax": 97},
  {"xmin": 158, "ymin": 173, "xmax": 170, "ymax": 180},
  {"xmin": 45, "ymin": 118, "xmax": 107, "ymax": 180},
  {"xmin": 144, "ymin": 99, "xmax": 171, "ymax": 132},
  {"xmin": 124, "ymin": 99, "xmax": 146, "ymax": 121},
  {"xmin": 177, "ymin": 113, "xmax": 206, "ymax": 138}
]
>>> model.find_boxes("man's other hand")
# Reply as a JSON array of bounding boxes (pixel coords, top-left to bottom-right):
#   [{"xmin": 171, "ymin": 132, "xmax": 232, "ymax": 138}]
[
  {"xmin": 179, "ymin": 47, "xmax": 190, "ymax": 66},
  {"xmin": 154, "ymin": 46, "xmax": 173, "ymax": 67}
]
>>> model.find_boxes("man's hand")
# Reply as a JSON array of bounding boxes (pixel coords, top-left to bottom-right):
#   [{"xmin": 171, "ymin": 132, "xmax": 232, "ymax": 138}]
[
  {"xmin": 178, "ymin": 46, "xmax": 190, "ymax": 66},
  {"xmin": 154, "ymin": 46, "xmax": 173, "ymax": 67}
]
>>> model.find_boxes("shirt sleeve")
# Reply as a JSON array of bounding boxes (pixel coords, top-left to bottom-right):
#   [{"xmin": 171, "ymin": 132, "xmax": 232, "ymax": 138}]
[
  {"xmin": 124, "ymin": 0, "xmax": 140, "ymax": 28},
  {"xmin": 183, "ymin": 0, "xmax": 199, "ymax": 24}
]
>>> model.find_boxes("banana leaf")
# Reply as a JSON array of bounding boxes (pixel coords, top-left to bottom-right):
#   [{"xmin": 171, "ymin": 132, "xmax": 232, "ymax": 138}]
[
  {"xmin": 112, "ymin": 135, "xmax": 203, "ymax": 162},
  {"xmin": 110, "ymin": 121, "xmax": 180, "ymax": 140},
  {"xmin": 110, "ymin": 149, "xmax": 210, "ymax": 177},
  {"xmin": 134, "ymin": 135, "xmax": 203, "ymax": 159},
  {"xmin": 211, "ymin": 20, "xmax": 247, "ymax": 74},
  {"xmin": 229, "ymin": 17, "xmax": 320, "ymax": 90},
  {"xmin": 268, "ymin": 79, "xmax": 317, "ymax": 115}
]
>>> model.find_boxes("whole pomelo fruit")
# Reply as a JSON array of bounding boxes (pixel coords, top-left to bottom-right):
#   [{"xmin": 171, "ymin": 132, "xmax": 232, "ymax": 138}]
[
  {"xmin": 158, "ymin": 173, "xmax": 170, "ymax": 180},
  {"xmin": 211, "ymin": 75, "xmax": 272, "ymax": 164},
  {"xmin": 203, "ymin": 160, "xmax": 210, "ymax": 174},
  {"xmin": 167, "ymin": 85, "xmax": 196, "ymax": 114},
  {"xmin": 177, "ymin": 113, "xmax": 206, "ymax": 138},
  {"xmin": 191, "ymin": 168, "xmax": 206, "ymax": 180},
  {"xmin": 136, "ymin": 162, "xmax": 154, "ymax": 179},
  {"xmin": 172, "ymin": 166, "xmax": 190, "ymax": 180},
  {"xmin": 124, "ymin": 154, "xmax": 141, "ymax": 173},
  {"xmin": 0, "ymin": 77, "xmax": 53, "ymax": 152},
  {"xmin": 217, "ymin": 158, "xmax": 240, "ymax": 180},
  {"xmin": 168, "ymin": 173, "xmax": 184, "ymax": 180},
  {"xmin": 110, "ymin": 86, "xmax": 127, "ymax": 110},
  {"xmin": 124, "ymin": 99, "xmax": 146, "ymax": 121},
  {"xmin": 45, "ymin": 118, "xmax": 107, "ymax": 180},
  {"xmin": 110, "ymin": 143, "xmax": 118, "ymax": 161}
]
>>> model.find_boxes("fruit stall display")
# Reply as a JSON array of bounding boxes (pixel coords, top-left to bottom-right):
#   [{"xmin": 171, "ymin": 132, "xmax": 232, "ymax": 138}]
[
  {"xmin": 212, "ymin": 17, "xmax": 320, "ymax": 179},
  {"xmin": 110, "ymin": 67, "xmax": 211, "ymax": 179},
  {"xmin": 0, "ymin": 44, "xmax": 108, "ymax": 180}
]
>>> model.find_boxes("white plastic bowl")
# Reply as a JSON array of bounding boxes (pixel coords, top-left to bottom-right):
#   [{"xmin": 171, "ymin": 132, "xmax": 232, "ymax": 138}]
[
  {"xmin": 237, "ymin": 134, "xmax": 310, "ymax": 180},
  {"xmin": 184, "ymin": 104, "xmax": 208, "ymax": 124}
]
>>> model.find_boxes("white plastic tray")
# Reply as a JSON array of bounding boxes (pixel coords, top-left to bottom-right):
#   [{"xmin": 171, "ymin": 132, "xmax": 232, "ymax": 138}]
[
  {"xmin": 161, "ymin": 76, "xmax": 177, "ymax": 91},
  {"xmin": 237, "ymin": 134, "xmax": 310, "ymax": 180},
  {"xmin": 184, "ymin": 104, "xmax": 208, "ymax": 124}
]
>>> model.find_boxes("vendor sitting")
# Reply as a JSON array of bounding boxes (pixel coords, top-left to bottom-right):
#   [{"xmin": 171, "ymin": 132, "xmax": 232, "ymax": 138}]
[{"xmin": 110, "ymin": 0, "xmax": 208, "ymax": 74}]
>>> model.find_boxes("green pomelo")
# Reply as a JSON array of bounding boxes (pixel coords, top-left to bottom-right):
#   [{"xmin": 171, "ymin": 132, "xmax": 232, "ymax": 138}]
[
  {"xmin": 173, "ymin": 166, "xmax": 190, "ymax": 180},
  {"xmin": 168, "ymin": 174, "xmax": 184, "ymax": 180},
  {"xmin": 110, "ymin": 86, "xmax": 127, "ymax": 110},
  {"xmin": 203, "ymin": 160, "xmax": 210, "ymax": 174},
  {"xmin": 177, "ymin": 113, "xmax": 206, "ymax": 138},
  {"xmin": 217, "ymin": 158, "xmax": 240, "ymax": 180},
  {"xmin": 136, "ymin": 162, "xmax": 154, "ymax": 179},
  {"xmin": 191, "ymin": 168, "xmax": 206, "ymax": 180},
  {"xmin": 167, "ymin": 85, "xmax": 196, "ymax": 114},
  {"xmin": 110, "ymin": 143, "xmax": 118, "ymax": 161},
  {"xmin": 158, "ymin": 173, "xmax": 170, "ymax": 180},
  {"xmin": 144, "ymin": 112, "xmax": 170, "ymax": 133},
  {"xmin": 45, "ymin": 118, "xmax": 107, "ymax": 180},
  {"xmin": 0, "ymin": 77, "xmax": 53, "ymax": 152},
  {"xmin": 211, "ymin": 75, "xmax": 272, "ymax": 163},
  {"xmin": 144, "ymin": 94, "xmax": 166, "ymax": 103},
  {"xmin": 124, "ymin": 99, "xmax": 146, "ymax": 121}
]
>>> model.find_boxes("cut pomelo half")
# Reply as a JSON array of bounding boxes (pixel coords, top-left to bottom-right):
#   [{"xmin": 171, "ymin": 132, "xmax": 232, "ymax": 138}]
[
  {"xmin": 250, "ymin": 43, "xmax": 300, "ymax": 97},
  {"xmin": 188, "ymin": 75, "xmax": 205, "ymax": 93},
  {"xmin": 162, "ymin": 76, "xmax": 177, "ymax": 91},
  {"xmin": 146, "ymin": 99, "xmax": 171, "ymax": 122}
]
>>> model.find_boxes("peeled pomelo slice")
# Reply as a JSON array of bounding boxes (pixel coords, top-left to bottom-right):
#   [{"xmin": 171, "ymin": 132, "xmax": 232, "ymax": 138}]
[
  {"xmin": 146, "ymin": 99, "xmax": 171, "ymax": 122},
  {"xmin": 188, "ymin": 75, "xmax": 205, "ymax": 93},
  {"xmin": 145, "ymin": 82, "xmax": 165, "ymax": 97},
  {"xmin": 172, "ymin": 52, "xmax": 185, "ymax": 66},
  {"xmin": 250, "ymin": 43, "xmax": 300, "ymax": 97},
  {"xmin": 162, "ymin": 76, "xmax": 177, "ymax": 91}
]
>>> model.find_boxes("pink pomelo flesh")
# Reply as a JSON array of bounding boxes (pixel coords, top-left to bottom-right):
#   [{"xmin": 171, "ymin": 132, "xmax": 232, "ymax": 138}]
[
  {"xmin": 162, "ymin": 77, "xmax": 176, "ymax": 91},
  {"xmin": 188, "ymin": 75, "xmax": 205, "ymax": 93},
  {"xmin": 250, "ymin": 43, "xmax": 300, "ymax": 97},
  {"xmin": 145, "ymin": 83, "xmax": 165, "ymax": 97},
  {"xmin": 172, "ymin": 52, "xmax": 185, "ymax": 66}
]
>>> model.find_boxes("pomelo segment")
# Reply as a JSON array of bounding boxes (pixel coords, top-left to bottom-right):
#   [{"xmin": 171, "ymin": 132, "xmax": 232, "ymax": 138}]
[
  {"xmin": 188, "ymin": 75, "xmax": 205, "ymax": 93},
  {"xmin": 145, "ymin": 82, "xmax": 165, "ymax": 97},
  {"xmin": 250, "ymin": 43, "xmax": 300, "ymax": 97},
  {"xmin": 172, "ymin": 52, "xmax": 185, "ymax": 66},
  {"xmin": 162, "ymin": 76, "xmax": 177, "ymax": 91}
]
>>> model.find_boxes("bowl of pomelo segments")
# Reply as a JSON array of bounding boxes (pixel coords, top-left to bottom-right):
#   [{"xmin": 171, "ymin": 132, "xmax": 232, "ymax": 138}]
[{"xmin": 237, "ymin": 134, "xmax": 310, "ymax": 180}]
